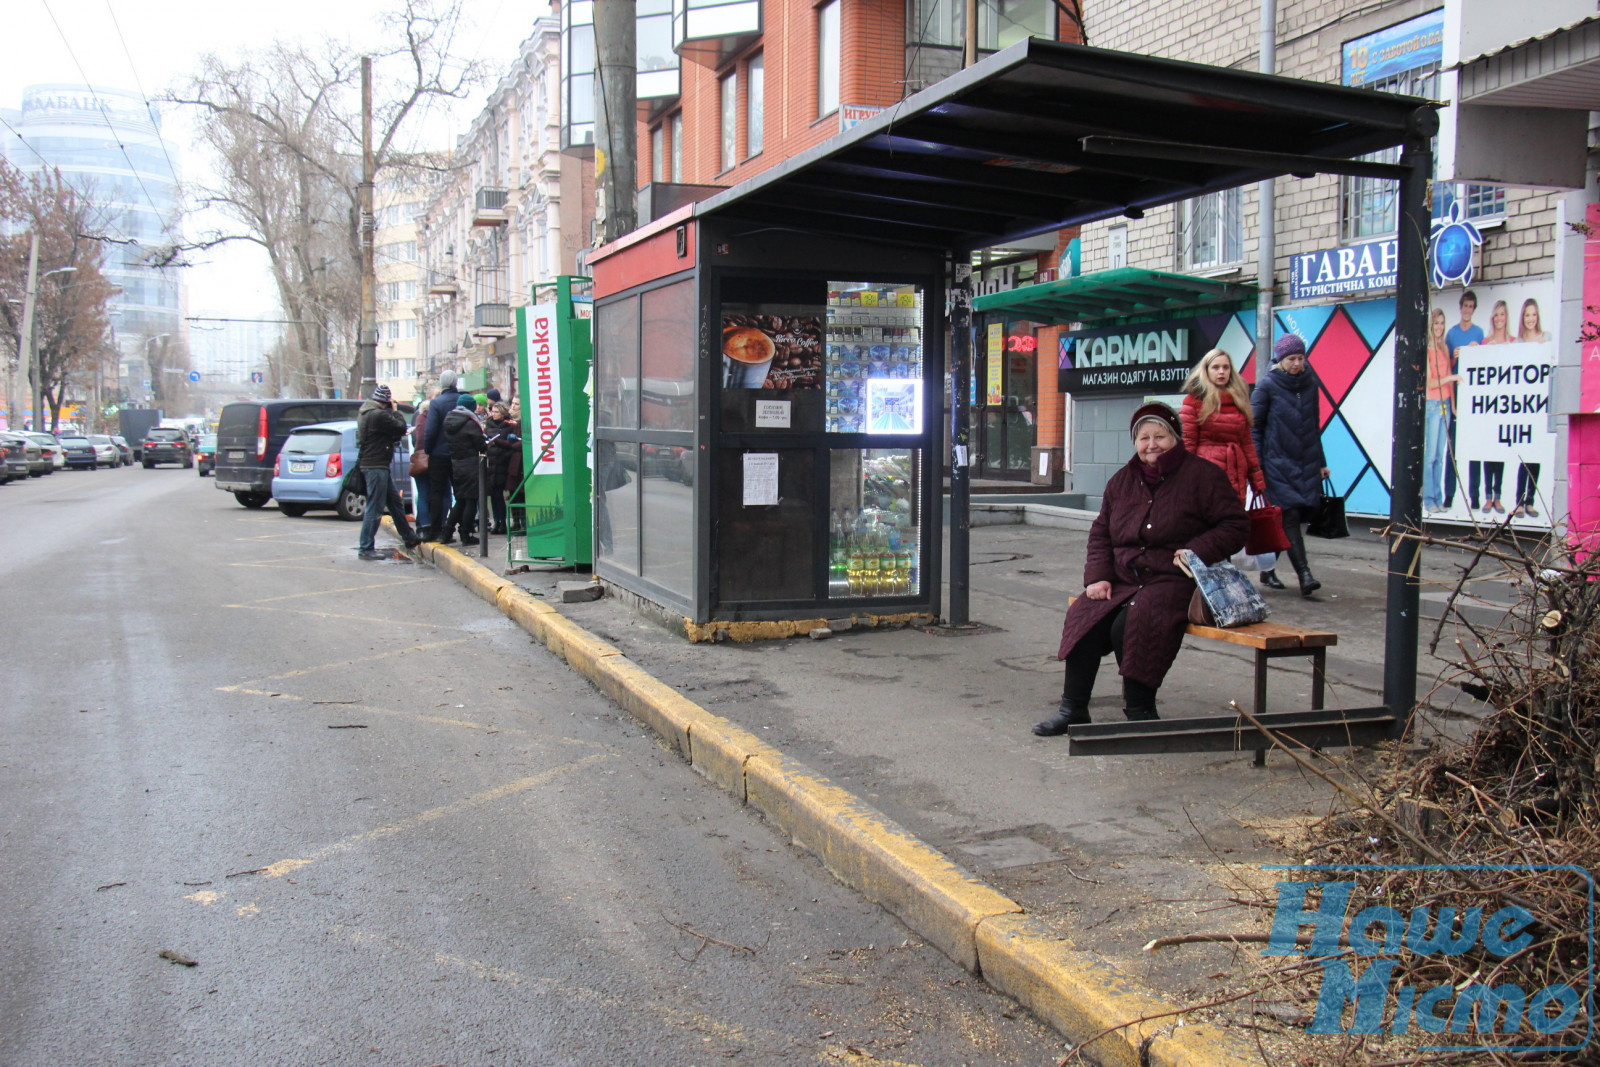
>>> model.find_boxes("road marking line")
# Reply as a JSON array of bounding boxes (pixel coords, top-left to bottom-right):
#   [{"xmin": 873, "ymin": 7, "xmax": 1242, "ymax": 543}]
[
  {"xmin": 222, "ymin": 603, "xmax": 469, "ymax": 630},
  {"xmin": 262, "ymin": 755, "xmax": 613, "ymax": 878},
  {"xmin": 239, "ymin": 577, "xmax": 430, "ymax": 604},
  {"xmin": 219, "ymin": 637, "xmax": 476, "ymax": 691}
]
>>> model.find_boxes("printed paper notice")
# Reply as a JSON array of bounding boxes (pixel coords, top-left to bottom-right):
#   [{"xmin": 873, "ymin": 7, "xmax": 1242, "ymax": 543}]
[
  {"xmin": 743, "ymin": 453, "xmax": 779, "ymax": 506},
  {"xmin": 754, "ymin": 400, "xmax": 791, "ymax": 428}
]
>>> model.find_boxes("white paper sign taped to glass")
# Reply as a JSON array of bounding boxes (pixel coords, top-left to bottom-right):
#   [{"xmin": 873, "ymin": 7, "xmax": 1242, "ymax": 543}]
[{"xmin": 743, "ymin": 453, "xmax": 780, "ymax": 506}]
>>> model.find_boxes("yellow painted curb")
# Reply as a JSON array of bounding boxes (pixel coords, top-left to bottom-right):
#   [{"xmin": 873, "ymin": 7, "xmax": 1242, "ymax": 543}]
[
  {"xmin": 418, "ymin": 540, "xmax": 1257, "ymax": 1064},
  {"xmin": 744, "ymin": 749, "xmax": 1021, "ymax": 973},
  {"xmin": 976, "ymin": 914, "xmax": 1256, "ymax": 1067}
]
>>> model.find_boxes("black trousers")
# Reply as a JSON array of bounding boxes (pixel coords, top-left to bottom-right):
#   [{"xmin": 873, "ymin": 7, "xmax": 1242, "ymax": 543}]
[
  {"xmin": 1280, "ymin": 504, "xmax": 1312, "ymax": 576},
  {"xmin": 1061, "ymin": 604, "xmax": 1158, "ymax": 711},
  {"xmin": 426, "ymin": 454, "xmax": 454, "ymax": 533}
]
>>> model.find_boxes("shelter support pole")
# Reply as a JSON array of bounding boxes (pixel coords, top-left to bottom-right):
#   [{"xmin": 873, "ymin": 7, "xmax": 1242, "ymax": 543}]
[
  {"xmin": 1382, "ymin": 108, "xmax": 1437, "ymax": 734},
  {"xmin": 1254, "ymin": 0, "xmax": 1276, "ymax": 362},
  {"xmin": 949, "ymin": 262, "xmax": 973, "ymax": 626}
]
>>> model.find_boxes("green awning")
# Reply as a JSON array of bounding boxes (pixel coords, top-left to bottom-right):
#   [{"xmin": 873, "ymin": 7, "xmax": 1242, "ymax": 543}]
[{"xmin": 972, "ymin": 267, "xmax": 1256, "ymax": 327}]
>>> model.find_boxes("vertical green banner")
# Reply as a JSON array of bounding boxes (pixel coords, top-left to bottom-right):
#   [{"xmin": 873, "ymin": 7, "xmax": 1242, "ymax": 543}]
[{"xmin": 514, "ymin": 277, "xmax": 593, "ymax": 564}]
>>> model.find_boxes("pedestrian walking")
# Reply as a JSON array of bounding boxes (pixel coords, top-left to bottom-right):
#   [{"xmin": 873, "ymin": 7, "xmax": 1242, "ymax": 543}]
[
  {"xmin": 441, "ymin": 393, "xmax": 487, "ymax": 545},
  {"xmin": 484, "ymin": 402, "xmax": 520, "ymax": 536},
  {"xmin": 355, "ymin": 384, "xmax": 422, "ymax": 560},
  {"xmin": 420, "ymin": 370, "xmax": 464, "ymax": 542},
  {"xmin": 1179, "ymin": 349, "xmax": 1277, "ymax": 585},
  {"xmin": 1251, "ymin": 334, "xmax": 1329, "ymax": 597},
  {"xmin": 1034, "ymin": 403, "xmax": 1248, "ymax": 735}
]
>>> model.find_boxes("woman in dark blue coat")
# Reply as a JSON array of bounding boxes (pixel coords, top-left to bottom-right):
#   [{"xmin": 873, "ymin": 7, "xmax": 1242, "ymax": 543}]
[{"xmin": 1251, "ymin": 334, "xmax": 1329, "ymax": 596}]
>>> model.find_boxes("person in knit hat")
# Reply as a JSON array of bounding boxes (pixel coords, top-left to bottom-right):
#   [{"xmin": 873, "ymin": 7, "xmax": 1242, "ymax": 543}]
[
  {"xmin": 1034, "ymin": 400, "xmax": 1248, "ymax": 737},
  {"xmin": 420, "ymin": 369, "xmax": 464, "ymax": 541},
  {"xmin": 1251, "ymin": 334, "xmax": 1329, "ymax": 596},
  {"xmin": 440, "ymin": 391, "xmax": 488, "ymax": 545},
  {"xmin": 355, "ymin": 383, "xmax": 421, "ymax": 559}
]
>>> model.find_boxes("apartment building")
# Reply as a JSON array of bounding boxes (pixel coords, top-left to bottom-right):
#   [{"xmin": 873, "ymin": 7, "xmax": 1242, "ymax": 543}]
[
  {"xmin": 418, "ymin": 18, "xmax": 591, "ymax": 400},
  {"xmin": 373, "ymin": 180, "xmax": 426, "ymax": 401}
]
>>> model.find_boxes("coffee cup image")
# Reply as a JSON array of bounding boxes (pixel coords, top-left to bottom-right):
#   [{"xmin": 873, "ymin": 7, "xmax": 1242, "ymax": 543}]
[{"xmin": 723, "ymin": 327, "xmax": 776, "ymax": 388}]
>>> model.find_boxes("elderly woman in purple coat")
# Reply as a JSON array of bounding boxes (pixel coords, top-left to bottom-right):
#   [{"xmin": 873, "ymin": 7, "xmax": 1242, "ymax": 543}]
[{"xmin": 1034, "ymin": 403, "xmax": 1249, "ymax": 735}]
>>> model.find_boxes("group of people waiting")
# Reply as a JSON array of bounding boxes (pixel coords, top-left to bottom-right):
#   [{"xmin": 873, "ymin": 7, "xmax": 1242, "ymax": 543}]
[
  {"xmin": 353, "ymin": 368, "xmax": 526, "ymax": 559},
  {"xmin": 1034, "ymin": 333, "xmax": 1330, "ymax": 736}
]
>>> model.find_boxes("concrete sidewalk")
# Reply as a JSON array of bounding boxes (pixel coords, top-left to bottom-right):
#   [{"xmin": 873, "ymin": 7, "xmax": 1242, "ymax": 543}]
[{"xmin": 409, "ymin": 505, "xmax": 1493, "ymax": 1065}]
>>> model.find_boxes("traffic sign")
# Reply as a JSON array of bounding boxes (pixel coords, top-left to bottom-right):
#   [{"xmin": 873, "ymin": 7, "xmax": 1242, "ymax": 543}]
[
  {"xmin": 251, "ymin": 372, "xmax": 263, "ymax": 384},
  {"xmin": 188, "ymin": 371, "xmax": 201, "ymax": 382}
]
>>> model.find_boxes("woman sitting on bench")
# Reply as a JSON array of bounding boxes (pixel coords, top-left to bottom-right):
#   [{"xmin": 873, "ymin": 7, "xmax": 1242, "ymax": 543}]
[{"xmin": 1035, "ymin": 403, "xmax": 1249, "ymax": 735}]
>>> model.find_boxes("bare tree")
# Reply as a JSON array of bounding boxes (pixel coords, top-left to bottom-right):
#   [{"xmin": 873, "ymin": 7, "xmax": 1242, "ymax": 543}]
[
  {"xmin": 0, "ymin": 160, "xmax": 119, "ymax": 431},
  {"xmin": 170, "ymin": 0, "xmax": 482, "ymax": 398}
]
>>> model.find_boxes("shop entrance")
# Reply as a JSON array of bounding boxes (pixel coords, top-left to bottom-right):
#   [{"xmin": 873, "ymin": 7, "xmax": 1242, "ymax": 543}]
[{"xmin": 976, "ymin": 320, "xmax": 1037, "ymax": 480}]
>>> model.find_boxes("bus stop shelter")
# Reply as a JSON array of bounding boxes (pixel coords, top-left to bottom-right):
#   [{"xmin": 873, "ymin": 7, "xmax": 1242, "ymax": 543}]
[{"xmin": 587, "ymin": 35, "xmax": 1436, "ymax": 748}]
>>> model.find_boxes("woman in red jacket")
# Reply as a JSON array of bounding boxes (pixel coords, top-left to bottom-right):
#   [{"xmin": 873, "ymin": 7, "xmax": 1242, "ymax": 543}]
[{"xmin": 1179, "ymin": 349, "xmax": 1281, "ymax": 588}]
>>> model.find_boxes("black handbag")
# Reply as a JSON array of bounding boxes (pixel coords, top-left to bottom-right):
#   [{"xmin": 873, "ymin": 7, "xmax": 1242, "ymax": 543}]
[{"xmin": 1307, "ymin": 477, "xmax": 1349, "ymax": 539}]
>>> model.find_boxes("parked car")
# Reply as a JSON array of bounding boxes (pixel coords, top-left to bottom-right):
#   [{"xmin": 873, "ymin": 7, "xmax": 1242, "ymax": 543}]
[
  {"xmin": 110, "ymin": 435, "xmax": 133, "ymax": 465},
  {"xmin": 141, "ymin": 426, "xmax": 192, "ymax": 468},
  {"xmin": 57, "ymin": 434, "xmax": 98, "ymax": 469},
  {"xmin": 215, "ymin": 399, "xmax": 364, "ymax": 508},
  {"xmin": 0, "ymin": 432, "xmax": 37, "ymax": 483},
  {"xmin": 22, "ymin": 432, "xmax": 61, "ymax": 474},
  {"xmin": 195, "ymin": 433, "xmax": 216, "ymax": 476},
  {"xmin": 270, "ymin": 419, "xmax": 411, "ymax": 521},
  {"xmin": 87, "ymin": 435, "xmax": 119, "ymax": 468}
]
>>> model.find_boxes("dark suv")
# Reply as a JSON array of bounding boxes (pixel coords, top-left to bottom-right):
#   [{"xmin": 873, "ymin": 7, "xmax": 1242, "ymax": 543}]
[
  {"xmin": 142, "ymin": 427, "xmax": 193, "ymax": 468},
  {"xmin": 215, "ymin": 399, "xmax": 364, "ymax": 508}
]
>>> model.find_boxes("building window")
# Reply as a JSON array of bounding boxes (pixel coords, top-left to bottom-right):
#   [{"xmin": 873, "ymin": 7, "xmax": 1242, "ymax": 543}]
[
  {"xmin": 377, "ymin": 240, "xmax": 417, "ymax": 263},
  {"xmin": 651, "ymin": 124, "xmax": 664, "ymax": 182},
  {"xmin": 978, "ymin": 0, "xmax": 1052, "ymax": 49},
  {"xmin": 1177, "ymin": 188, "xmax": 1243, "ymax": 270},
  {"xmin": 670, "ymin": 112, "xmax": 684, "ymax": 182},
  {"xmin": 818, "ymin": 0, "xmax": 840, "ymax": 117},
  {"xmin": 747, "ymin": 54, "xmax": 764, "ymax": 157},
  {"xmin": 720, "ymin": 70, "xmax": 739, "ymax": 172}
]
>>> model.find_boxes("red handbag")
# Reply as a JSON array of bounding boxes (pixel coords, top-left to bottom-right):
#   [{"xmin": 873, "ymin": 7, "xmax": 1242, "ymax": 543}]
[{"xmin": 1245, "ymin": 490, "xmax": 1291, "ymax": 555}]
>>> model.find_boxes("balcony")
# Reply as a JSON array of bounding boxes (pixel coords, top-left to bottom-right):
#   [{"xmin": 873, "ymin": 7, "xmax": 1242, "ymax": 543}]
[
  {"xmin": 473, "ymin": 188, "xmax": 509, "ymax": 227},
  {"xmin": 671, "ymin": 0, "xmax": 761, "ymax": 67},
  {"xmin": 472, "ymin": 302, "xmax": 512, "ymax": 337},
  {"xmin": 426, "ymin": 268, "xmax": 459, "ymax": 297}
]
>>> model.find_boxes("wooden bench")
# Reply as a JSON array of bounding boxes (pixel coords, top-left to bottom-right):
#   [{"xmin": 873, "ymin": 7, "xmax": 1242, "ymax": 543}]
[{"xmin": 1065, "ymin": 600, "xmax": 1341, "ymax": 764}]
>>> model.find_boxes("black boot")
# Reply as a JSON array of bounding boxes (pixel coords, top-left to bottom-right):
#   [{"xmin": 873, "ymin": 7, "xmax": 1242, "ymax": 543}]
[
  {"xmin": 1034, "ymin": 700, "xmax": 1090, "ymax": 736},
  {"xmin": 1297, "ymin": 568, "xmax": 1321, "ymax": 597},
  {"xmin": 1282, "ymin": 509, "xmax": 1318, "ymax": 596},
  {"xmin": 1260, "ymin": 569, "xmax": 1286, "ymax": 589},
  {"xmin": 1122, "ymin": 678, "xmax": 1159, "ymax": 721}
]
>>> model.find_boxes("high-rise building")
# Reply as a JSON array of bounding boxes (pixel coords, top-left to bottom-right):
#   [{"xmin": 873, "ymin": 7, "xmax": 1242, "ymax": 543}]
[{"xmin": 4, "ymin": 83, "xmax": 186, "ymax": 399}]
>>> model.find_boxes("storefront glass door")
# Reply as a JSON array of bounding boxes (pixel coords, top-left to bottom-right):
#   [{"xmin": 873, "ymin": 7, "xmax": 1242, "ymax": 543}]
[{"xmin": 976, "ymin": 320, "xmax": 1037, "ymax": 479}]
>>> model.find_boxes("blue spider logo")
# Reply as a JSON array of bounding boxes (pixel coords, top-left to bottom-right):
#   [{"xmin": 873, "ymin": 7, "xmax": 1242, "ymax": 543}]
[{"xmin": 1429, "ymin": 200, "xmax": 1483, "ymax": 288}]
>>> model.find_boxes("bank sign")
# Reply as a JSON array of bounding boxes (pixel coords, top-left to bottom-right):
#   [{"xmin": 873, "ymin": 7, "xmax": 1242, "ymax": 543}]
[
  {"xmin": 1291, "ymin": 240, "xmax": 1398, "ymax": 301},
  {"xmin": 1058, "ymin": 320, "xmax": 1197, "ymax": 393}
]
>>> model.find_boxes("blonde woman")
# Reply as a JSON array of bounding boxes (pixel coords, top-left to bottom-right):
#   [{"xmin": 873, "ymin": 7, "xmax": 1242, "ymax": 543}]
[
  {"xmin": 1424, "ymin": 309, "xmax": 1459, "ymax": 514},
  {"xmin": 1481, "ymin": 300, "xmax": 1514, "ymax": 345},
  {"xmin": 1179, "ymin": 349, "xmax": 1276, "ymax": 585},
  {"xmin": 1519, "ymin": 298, "xmax": 1549, "ymax": 343}
]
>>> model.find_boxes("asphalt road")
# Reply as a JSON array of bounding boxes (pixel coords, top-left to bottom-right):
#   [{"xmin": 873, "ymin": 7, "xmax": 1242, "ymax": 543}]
[{"xmin": 0, "ymin": 465, "xmax": 1063, "ymax": 1067}]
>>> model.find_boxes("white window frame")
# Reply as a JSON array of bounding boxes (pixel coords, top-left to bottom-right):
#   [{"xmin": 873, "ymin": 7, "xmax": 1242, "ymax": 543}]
[
  {"xmin": 818, "ymin": 0, "xmax": 840, "ymax": 118},
  {"xmin": 651, "ymin": 124, "xmax": 665, "ymax": 182},
  {"xmin": 1176, "ymin": 187, "xmax": 1243, "ymax": 271},
  {"xmin": 720, "ymin": 70, "xmax": 739, "ymax": 172},
  {"xmin": 747, "ymin": 54, "xmax": 764, "ymax": 158},
  {"xmin": 670, "ymin": 112, "xmax": 684, "ymax": 182}
]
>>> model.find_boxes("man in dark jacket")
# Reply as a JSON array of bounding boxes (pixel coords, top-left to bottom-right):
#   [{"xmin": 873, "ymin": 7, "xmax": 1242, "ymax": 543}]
[
  {"xmin": 355, "ymin": 384, "xmax": 421, "ymax": 560},
  {"xmin": 441, "ymin": 393, "xmax": 487, "ymax": 545},
  {"xmin": 420, "ymin": 369, "xmax": 463, "ymax": 541}
]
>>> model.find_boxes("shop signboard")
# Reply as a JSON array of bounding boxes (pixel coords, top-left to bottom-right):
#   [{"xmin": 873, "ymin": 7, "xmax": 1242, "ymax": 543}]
[
  {"xmin": 1056, "ymin": 319, "xmax": 1200, "ymax": 393},
  {"xmin": 1342, "ymin": 9, "xmax": 1442, "ymax": 88},
  {"xmin": 515, "ymin": 278, "xmax": 594, "ymax": 565},
  {"xmin": 1291, "ymin": 239, "xmax": 1397, "ymax": 301}
]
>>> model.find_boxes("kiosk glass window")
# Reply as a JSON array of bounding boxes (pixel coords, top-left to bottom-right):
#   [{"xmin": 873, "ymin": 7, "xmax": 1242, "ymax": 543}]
[
  {"xmin": 640, "ymin": 279, "xmax": 696, "ymax": 430},
  {"xmin": 596, "ymin": 294, "xmax": 640, "ymax": 429},
  {"xmin": 597, "ymin": 440, "xmax": 640, "ymax": 573},
  {"xmin": 827, "ymin": 448, "xmax": 922, "ymax": 600},
  {"xmin": 824, "ymin": 283, "xmax": 924, "ymax": 433}
]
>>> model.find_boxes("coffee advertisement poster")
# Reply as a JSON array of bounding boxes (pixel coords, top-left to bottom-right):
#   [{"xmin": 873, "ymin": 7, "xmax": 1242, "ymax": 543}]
[{"xmin": 721, "ymin": 305, "xmax": 824, "ymax": 391}]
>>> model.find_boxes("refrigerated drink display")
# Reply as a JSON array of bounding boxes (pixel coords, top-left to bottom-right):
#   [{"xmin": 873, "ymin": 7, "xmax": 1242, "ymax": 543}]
[
  {"xmin": 824, "ymin": 283, "xmax": 922, "ymax": 434},
  {"xmin": 828, "ymin": 449, "xmax": 919, "ymax": 600}
]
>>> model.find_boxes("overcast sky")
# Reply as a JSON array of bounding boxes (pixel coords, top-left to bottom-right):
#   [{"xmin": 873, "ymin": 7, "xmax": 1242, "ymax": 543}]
[{"xmin": 5, "ymin": 0, "xmax": 529, "ymax": 316}]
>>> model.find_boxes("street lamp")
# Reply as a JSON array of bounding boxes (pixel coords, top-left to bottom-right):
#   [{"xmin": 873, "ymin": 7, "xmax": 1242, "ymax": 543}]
[
  {"xmin": 18, "ymin": 232, "xmax": 78, "ymax": 431},
  {"xmin": 144, "ymin": 334, "xmax": 169, "ymax": 407}
]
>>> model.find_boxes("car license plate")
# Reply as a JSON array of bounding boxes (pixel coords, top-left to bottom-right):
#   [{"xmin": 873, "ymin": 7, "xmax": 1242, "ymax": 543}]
[
  {"xmin": 290, "ymin": 460, "xmax": 314, "ymax": 473},
  {"xmin": 228, "ymin": 451, "xmax": 245, "ymax": 461}
]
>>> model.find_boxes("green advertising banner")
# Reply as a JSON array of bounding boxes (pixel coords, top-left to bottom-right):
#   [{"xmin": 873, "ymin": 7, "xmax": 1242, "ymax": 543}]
[{"xmin": 513, "ymin": 277, "xmax": 593, "ymax": 565}]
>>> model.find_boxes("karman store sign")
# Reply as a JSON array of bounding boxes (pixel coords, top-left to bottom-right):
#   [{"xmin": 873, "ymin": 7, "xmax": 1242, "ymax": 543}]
[{"xmin": 1058, "ymin": 321, "xmax": 1196, "ymax": 392}]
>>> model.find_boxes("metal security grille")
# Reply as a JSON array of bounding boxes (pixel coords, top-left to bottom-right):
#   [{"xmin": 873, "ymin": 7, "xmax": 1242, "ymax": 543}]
[{"xmin": 1177, "ymin": 187, "xmax": 1243, "ymax": 270}]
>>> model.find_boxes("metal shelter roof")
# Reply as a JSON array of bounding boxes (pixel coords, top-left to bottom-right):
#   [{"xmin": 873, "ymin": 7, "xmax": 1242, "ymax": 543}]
[
  {"xmin": 971, "ymin": 267, "xmax": 1256, "ymax": 325},
  {"xmin": 693, "ymin": 37, "xmax": 1432, "ymax": 253}
]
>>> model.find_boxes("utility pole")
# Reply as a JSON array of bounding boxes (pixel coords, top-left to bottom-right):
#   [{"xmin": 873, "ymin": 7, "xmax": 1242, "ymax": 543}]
[
  {"xmin": 359, "ymin": 55, "xmax": 378, "ymax": 399},
  {"xmin": 594, "ymin": 0, "xmax": 637, "ymax": 243},
  {"xmin": 1255, "ymin": 0, "xmax": 1277, "ymax": 365},
  {"xmin": 20, "ymin": 233, "xmax": 40, "ymax": 431}
]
